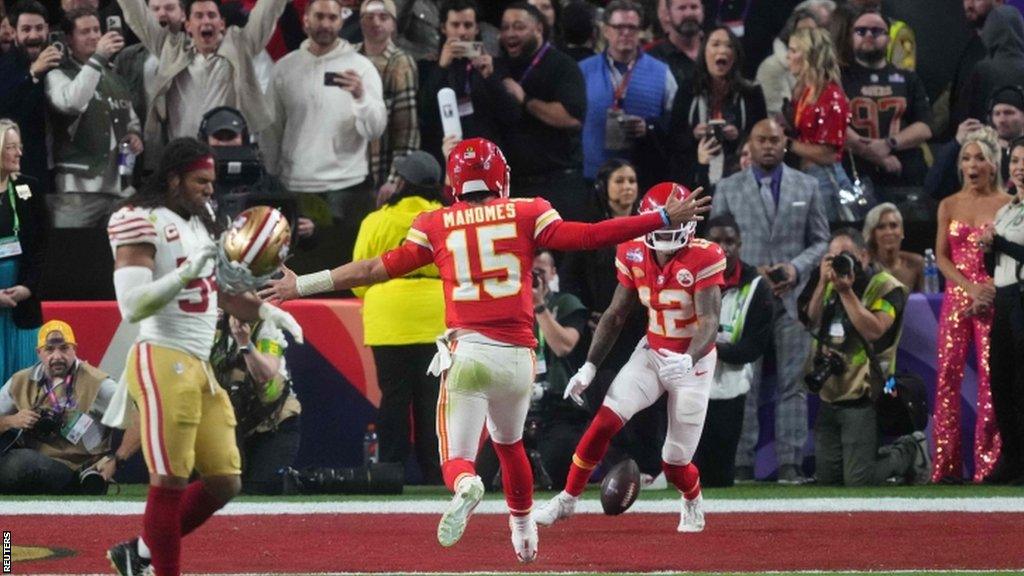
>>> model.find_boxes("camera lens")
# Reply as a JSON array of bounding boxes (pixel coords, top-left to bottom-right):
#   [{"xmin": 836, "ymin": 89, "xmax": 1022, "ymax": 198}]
[{"xmin": 832, "ymin": 252, "xmax": 855, "ymax": 277}]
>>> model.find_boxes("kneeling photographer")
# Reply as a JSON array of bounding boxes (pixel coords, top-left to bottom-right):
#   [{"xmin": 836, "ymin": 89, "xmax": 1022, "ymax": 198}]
[
  {"xmin": 798, "ymin": 229, "xmax": 929, "ymax": 486},
  {"xmin": 0, "ymin": 320, "xmax": 140, "ymax": 494}
]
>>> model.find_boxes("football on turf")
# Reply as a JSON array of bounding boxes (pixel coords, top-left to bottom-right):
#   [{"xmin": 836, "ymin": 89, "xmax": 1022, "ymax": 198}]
[{"xmin": 600, "ymin": 459, "xmax": 641, "ymax": 515}]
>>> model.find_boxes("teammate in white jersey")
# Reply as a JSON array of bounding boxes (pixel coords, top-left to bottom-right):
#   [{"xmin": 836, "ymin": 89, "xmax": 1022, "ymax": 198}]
[{"xmin": 104, "ymin": 138, "xmax": 301, "ymax": 576}]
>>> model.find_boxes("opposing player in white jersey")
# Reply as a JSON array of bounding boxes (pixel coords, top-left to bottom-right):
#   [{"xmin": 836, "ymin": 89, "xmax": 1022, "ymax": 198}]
[
  {"xmin": 535, "ymin": 182, "xmax": 725, "ymax": 532},
  {"xmin": 104, "ymin": 138, "xmax": 302, "ymax": 576}
]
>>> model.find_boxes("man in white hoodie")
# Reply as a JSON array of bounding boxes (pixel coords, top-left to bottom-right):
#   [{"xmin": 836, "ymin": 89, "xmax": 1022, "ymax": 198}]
[{"xmin": 262, "ymin": 0, "xmax": 386, "ymax": 270}]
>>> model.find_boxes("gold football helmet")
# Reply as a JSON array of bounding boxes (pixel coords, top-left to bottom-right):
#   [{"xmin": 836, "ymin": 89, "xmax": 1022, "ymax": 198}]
[{"xmin": 217, "ymin": 205, "xmax": 292, "ymax": 293}]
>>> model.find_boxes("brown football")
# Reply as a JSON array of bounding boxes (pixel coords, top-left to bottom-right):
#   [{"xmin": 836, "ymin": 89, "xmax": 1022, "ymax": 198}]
[{"xmin": 600, "ymin": 459, "xmax": 641, "ymax": 515}]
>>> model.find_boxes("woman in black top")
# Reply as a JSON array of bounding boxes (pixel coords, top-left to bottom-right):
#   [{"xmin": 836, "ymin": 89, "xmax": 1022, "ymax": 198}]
[
  {"xmin": 0, "ymin": 118, "xmax": 47, "ymax": 383},
  {"xmin": 669, "ymin": 26, "xmax": 766, "ymax": 188},
  {"xmin": 559, "ymin": 158, "xmax": 665, "ymax": 480},
  {"xmin": 979, "ymin": 136, "xmax": 1024, "ymax": 484}
]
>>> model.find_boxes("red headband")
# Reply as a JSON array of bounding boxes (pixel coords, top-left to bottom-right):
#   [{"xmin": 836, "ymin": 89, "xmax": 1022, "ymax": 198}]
[{"xmin": 182, "ymin": 155, "xmax": 215, "ymax": 174}]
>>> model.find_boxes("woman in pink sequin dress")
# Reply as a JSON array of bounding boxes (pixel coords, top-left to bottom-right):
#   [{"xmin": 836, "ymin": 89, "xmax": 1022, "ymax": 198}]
[{"xmin": 933, "ymin": 128, "xmax": 1010, "ymax": 483}]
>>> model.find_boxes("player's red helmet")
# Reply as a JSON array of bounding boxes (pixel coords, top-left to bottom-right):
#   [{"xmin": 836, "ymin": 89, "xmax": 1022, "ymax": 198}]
[
  {"xmin": 447, "ymin": 137, "xmax": 510, "ymax": 199},
  {"xmin": 639, "ymin": 182, "xmax": 696, "ymax": 252}
]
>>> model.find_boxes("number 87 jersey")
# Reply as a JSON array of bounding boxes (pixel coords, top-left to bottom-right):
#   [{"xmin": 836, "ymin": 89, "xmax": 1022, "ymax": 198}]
[{"xmin": 615, "ymin": 238, "xmax": 727, "ymax": 354}]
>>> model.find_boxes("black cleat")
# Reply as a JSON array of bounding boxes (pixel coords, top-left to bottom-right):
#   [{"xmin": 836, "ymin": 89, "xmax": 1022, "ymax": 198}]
[{"xmin": 108, "ymin": 538, "xmax": 151, "ymax": 576}]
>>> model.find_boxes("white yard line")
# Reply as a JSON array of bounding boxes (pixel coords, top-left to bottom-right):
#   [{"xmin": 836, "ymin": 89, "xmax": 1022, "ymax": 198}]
[
  {"xmin": 34, "ymin": 571, "xmax": 1024, "ymax": 576},
  {"xmin": 4, "ymin": 497, "xmax": 1024, "ymax": 516}
]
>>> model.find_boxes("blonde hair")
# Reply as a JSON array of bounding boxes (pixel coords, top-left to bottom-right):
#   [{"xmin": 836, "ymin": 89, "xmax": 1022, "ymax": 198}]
[
  {"xmin": 790, "ymin": 27, "xmax": 842, "ymax": 94},
  {"xmin": 0, "ymin": 119, "xmax": 21, "ymax": 182},
  {"xmin": 862, "ymin": 202, "xmax": 902, "ymax": 253},
  {"xmin": 958, "ymin": 126, "xmax": 1003, "ymax": 191}
]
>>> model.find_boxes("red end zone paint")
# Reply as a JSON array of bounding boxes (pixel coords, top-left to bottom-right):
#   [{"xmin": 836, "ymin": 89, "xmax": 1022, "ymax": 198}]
[{"xmin": 11, "ymin": 512, "xmax": 1024, "ymax": 573}]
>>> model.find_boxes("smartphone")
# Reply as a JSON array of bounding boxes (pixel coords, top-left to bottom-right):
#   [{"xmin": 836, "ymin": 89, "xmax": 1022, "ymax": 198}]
[
  {"xmin": 452, "ymin": 40, "xmax": 484, "ymax": 58},
  {"xmin": 106, "ymin": 15, "xmax": 122, "ymax": 32},
  {"xmin": 708, "ymin": 119, "xmax": 726, "ymax": 144},
  {"xmin": 48, "ymin": 31, "xmax": 65, "ymax": 56},
  {"xmin": 768, "ymin": 267, "xmax": 788, "ymax": 283},
  {"xmin": 324, "ymin": 71, "xmax": 339, "ymax": 86}
]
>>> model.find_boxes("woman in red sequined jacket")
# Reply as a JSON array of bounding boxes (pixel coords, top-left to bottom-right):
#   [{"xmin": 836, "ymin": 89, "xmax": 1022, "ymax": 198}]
[{"xmin": 783, "ymin": 27, "xmax": 853, "ymax": 222}]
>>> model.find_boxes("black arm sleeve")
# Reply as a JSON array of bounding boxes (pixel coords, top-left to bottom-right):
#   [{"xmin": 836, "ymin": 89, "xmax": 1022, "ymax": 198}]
[{"xmin": 992, "ymin": 234, "xmax": 1024, "ymax": 264}]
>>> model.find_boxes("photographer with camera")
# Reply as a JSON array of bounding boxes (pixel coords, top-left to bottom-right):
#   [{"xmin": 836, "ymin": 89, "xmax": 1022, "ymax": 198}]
[
  {"xmin": 798, "ymin": 229, "xmax": 929, "ymax": 486},
  {"xmin": 0, "ymin": 320, "xmax": 140, "ymax": 494}
]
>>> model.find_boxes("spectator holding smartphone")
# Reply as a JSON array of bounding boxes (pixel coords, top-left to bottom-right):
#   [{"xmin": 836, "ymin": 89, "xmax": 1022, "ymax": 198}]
[
  {"xmin": 262, "ymin": 0, "xmax": 386, "ymax": 272},
  {"xmin": 418, "ymin": 0, "xmax": 521, "ymax": 169},
  {"xmin": 669, "ymin": 25, "xmax": 766, "ymax": 189},
  {"xmin": 46, "ymin": 7, "xmax": 144, "ymax": 228},
  {"xmin": 0, "ymin": 0, "xmax": 62, "ymax": 196}
]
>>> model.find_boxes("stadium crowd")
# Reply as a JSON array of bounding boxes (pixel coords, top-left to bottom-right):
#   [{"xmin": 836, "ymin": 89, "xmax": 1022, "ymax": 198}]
[{"xmin": 2, "ymin": 0, "xmax": 1024, "ymax": 509}]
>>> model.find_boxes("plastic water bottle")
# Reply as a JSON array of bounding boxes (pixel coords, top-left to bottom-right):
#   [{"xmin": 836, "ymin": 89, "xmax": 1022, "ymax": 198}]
[
  {"xmin": 923, "ymin": 249, "xmax": 941, "ymax": 294},
  {"xmin": 117, "ymin": 140, "xmax": 135, "ymax": 177},
  {"xmin": 363, "ymin": 424, "xmax": 379, "ymax": 465}
]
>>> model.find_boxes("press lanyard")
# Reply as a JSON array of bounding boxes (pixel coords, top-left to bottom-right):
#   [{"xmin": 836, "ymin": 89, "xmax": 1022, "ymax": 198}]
[
  {"xmin": 607, "ymin": 52, "xmax": 638, "ymax": 110},
  {"xmin": 4, "ymin": 180, "xmax": 20, "ymax": 236},
  {"xmin": 463, "ymin": 61, "xmax": 473, "ymax": 95},
  {"xmin": 518, "ymin": 42, "xmax": 551, "ymax": 84},
  {"xmin": 39, "ymin": 367, "xmax": 76, "ymax": 413}
]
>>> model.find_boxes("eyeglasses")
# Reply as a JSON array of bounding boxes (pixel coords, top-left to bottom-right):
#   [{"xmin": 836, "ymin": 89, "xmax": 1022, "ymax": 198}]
[
  {"xmin": 853, "ymin": 26, "xmax": 888, "ymax": 38},
  {"xmin": 607, "ymin": 23, "xmax": 640, "ymax": 34}
]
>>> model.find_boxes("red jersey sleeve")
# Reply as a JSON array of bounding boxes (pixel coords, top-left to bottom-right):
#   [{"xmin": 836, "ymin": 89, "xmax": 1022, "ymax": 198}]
[
  {"xmin": 538, "ymin": 207, "xmax": 665, "ymax": 251},
  {"xmin": 796, "ymin": 82, "xmax": 850, "ymax": 159},
  {"xmin": 614, "ymin": 243, "xmax": 639, "ymax": 289},
  {"xmin": 693, "ymin": 241, "xmax": 727, "ymax": 292},
  {"xmin": 380, "ymin": 212, "xmax": 434, "ymax": 278}
]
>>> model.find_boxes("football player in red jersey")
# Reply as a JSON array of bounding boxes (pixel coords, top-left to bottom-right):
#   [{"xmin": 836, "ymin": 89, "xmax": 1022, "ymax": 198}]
[
  {"xmin": 259, "ymin": 138, "xmax": 709, "ymax": 562},
  {"xmin": 534, "ymin": 182, "xmax": 726, "ymax": 533}
]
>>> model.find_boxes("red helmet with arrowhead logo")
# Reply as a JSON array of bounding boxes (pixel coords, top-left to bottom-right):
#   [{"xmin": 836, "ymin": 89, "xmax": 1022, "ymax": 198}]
[
  {"xmin": 447, "ymin": 137, "xmax": 510, "ymax": 199},
  {"xmin": 639, "ymin": 182, "xmax": 696, "ymax": 252}
]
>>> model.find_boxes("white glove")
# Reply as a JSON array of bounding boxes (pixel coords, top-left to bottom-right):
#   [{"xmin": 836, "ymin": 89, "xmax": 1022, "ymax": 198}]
[
  {"xmin": 563, "ymin": 361, "xmax": 597, "ymax": 406},
  {"xmin": 177, "ymin": 244, "xmax": 218, "ymax": 284},
  {"xmin": 258, "ymin": 303, "xmax": 304, "ymax": 344},
  {"xmin": 655, "ymin": 348, "xmax": 693, "ymax": 385}
]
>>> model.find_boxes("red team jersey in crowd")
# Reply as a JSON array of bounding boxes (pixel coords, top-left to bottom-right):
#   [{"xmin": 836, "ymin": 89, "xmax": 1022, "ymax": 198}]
[{"xmin": 615, "ymin": 238, "xmax": 727, "ymax": 353}]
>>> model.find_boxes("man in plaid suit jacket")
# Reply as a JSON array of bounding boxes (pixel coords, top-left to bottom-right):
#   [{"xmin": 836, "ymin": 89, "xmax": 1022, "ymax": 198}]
[{"xmin": 710, "ymin": 119, "xmax": 829, "ymax": 484}]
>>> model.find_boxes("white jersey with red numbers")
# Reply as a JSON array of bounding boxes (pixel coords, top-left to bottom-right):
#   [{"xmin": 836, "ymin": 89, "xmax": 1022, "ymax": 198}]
[
  {"xmin": 615, "ymin": 238, "xmax": 727, "ymax": 353},
  {"xmin": 108, "ymin": 206, "xmax": 219, "ymax": 360}
]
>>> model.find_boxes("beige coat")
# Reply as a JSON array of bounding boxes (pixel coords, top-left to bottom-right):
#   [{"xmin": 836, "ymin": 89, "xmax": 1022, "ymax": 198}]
[{"xmin": 117, "ymin": 0, "xmax": 288, "ymax": 151}]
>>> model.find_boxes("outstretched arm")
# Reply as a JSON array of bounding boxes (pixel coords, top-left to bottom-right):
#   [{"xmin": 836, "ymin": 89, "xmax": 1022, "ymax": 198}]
[
  {"xmin": 540, "ymin": 191, "xmax": 711, "ymax": 252},
  {"xmin": 259, "ymin": 242, "xmax": 432, "ymax": 302}
]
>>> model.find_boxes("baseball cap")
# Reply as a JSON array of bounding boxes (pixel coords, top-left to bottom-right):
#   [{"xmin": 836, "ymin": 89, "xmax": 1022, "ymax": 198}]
[
  {"xmin": 199, "ymin": 107, "xmax": 247, "ymax": 141},
  {"xmin": 394, "ymin": 151, "xmax": 442, "ymax": 186},
  {"xmin": 37, "ymin": 319, "xmax": 76, "ymax": 349},
  {"xmin": 360, "ymin": 0, "xmax": 396, "ymax": 19}
]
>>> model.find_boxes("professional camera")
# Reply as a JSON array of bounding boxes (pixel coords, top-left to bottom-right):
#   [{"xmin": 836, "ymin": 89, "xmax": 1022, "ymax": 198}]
[
  {"xmin": 805, "ymin": 349, "xmax": 846, "ymax": 394},
  {"xmin": 831, "ymin": 250, "xmax": 859, "ymax": 278},
  {"xmin": 29, "ymin": 409, "xmax": 64, "ymax": 439}
]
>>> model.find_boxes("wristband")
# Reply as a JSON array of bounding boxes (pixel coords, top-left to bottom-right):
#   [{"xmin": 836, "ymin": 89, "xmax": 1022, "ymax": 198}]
[
  {"xmin": 887, "ymin": 136, "xmax": 898, "ymax": 151},
  {"xmin": 295, "ymin": 269, "xmax": 334, "ymax": 297},
  {"xmin": 534, "ymin": 304, "xmax": 546, "ymax": 314}
]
